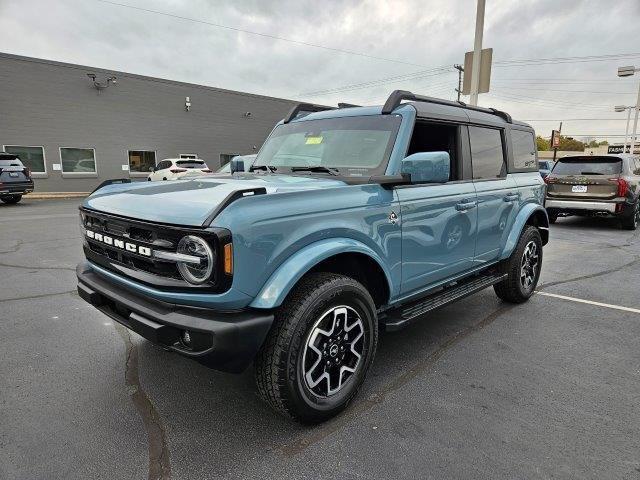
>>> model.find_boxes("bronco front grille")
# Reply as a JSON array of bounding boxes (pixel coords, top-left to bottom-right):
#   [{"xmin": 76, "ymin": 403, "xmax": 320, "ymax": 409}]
[{"xmin": 79, "ymin": 207, "xmax": 232, "ymax": 293}]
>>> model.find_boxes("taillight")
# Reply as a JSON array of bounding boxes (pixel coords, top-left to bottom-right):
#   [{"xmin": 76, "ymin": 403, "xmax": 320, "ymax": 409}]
[
  {"xmin": 170, "ymin": 168, "xmax": 187, "ymax": 173},
  {"xmin": 544, "ymin": 176, "xmax": 556, "ymax": 184},
  {"xmin": 610, "ymin": 178, "xmax": 628, "ymax": 197}
]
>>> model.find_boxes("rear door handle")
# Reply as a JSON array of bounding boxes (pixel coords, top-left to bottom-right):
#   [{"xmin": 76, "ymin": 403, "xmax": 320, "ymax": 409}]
[
  {"xmin": 456, "ymin": 200, "xmax": 477, "ymax": 211},
  {"xmin": 503, "ymin": 193, "xmax": 519, "ymax": 202}
]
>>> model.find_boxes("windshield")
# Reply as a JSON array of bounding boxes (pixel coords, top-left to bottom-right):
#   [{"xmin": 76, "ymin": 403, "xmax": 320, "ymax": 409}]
[
  {"xmin": 552, "ymin": 157, "xmax": 622, "ymax": 175},
  {"xmin": 0, "ymin": 157, "xmax": 23, "ymax": 167},
  {"xmin": 176, "ymin": 160, "xmax": 207, "ymax": 169},
  {"xmin": 252, "ymin": 115, "xmax": 401, "ymax": 176}
]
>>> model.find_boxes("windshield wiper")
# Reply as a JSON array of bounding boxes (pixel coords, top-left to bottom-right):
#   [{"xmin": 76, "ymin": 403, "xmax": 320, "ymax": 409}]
[
  {"xmin": 249, "ymin": 165, "xmax": 277, "ymax": 173},
  {"xmin": 290, "ymin": 166, "xmax": 340, "ymax": 176}
]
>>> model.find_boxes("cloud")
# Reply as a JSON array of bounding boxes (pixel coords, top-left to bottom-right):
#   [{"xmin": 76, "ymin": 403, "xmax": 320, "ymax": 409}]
[{"xmin": 1, "ymin": 0, "xmax": 639, "ymax": 140}]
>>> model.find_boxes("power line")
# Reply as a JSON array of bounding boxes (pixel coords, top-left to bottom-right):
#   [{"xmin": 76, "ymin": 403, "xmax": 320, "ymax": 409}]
[
  {"xmin": 493, "ymin": 86, "xmax": 636, "ymax": 95},
  {"xmin": 95, "ymin": 0, "xmax": 435, "ymax": 68},
  {"xmin": 521, "ymin": 118, "xmax": 628, "ymax": 121}
]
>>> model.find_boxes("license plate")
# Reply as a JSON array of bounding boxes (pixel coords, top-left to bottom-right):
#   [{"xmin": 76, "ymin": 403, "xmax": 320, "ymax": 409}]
[
  {"xmin": 9, "ymin": 172, "xmax": 19, "ymax": 177},
  {"xmin": 571, "ymin": 185, "xmax": 587, "ymax": 193}
]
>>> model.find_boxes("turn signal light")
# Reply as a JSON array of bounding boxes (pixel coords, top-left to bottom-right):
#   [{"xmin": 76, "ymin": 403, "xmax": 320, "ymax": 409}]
[
  {"xmin": 610, "ymin": 178, "xmax": 629, "ymax": 197},
  {"xmin": 223, "ymin": 243, "xmax": 233, "ymax": 275}
]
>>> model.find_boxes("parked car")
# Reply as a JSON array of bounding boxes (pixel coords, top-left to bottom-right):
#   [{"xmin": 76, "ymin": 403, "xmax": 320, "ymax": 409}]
[
  {"xmin": 0, "ymin": 152, "xmax": 34, "ymax": 204},
  {"xmin": 538, "ymin": 160, "xmax": 554, "ymax": 178},
  {"xmin": 147, "ymin": 158, "xmax": 212, "ymax": 181},
  {"xmin": 545, "ymin": 154, "xmax": 640, "ymax": 229},
  {"xmin": 76, "ymin": 90, "xmax": 548, "ymax": 423},
  {"xmin": 217, "ymin": 154, "xmax": 257, "ymax": 173}
]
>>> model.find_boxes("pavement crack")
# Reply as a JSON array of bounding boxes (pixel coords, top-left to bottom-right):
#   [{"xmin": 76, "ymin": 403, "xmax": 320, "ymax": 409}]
[
  {"xmin": 539, "ymin": 255, "xmax": 640, "ymax": 290},
  {"xmin": 0, "ymin": 289, "xmax": 77, "ymax": 303},
  {"xmin": 0, "ymin": 261, "xmax": 75, "ymax": 272},
  {"xmin": 115, "ymin": 324, "xmax": 171, "ymax": 480},
  {"xmin": 280, "ymin": 303, "xmax": 516, "ymax": 457},
  {"xmin": 0, "ymin": 239, "xmax": 23, "ymax": 254}
]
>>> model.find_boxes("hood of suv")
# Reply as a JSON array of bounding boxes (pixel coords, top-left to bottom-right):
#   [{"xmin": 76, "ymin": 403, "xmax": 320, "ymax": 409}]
[{"xmin": 83, "ymin": 174, "xmax": 349, "ymax": 226}]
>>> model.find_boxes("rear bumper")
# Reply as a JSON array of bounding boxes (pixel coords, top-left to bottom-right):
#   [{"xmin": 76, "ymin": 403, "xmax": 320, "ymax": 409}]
[
  {"xmin": 0, "ymin": 180, "xmax": 34, "ymax": 195},
  {"xmin": 545, "ymin": 198, "xmax": 621, "ymax": 214},
  {"xmin": 76, "ymin": 261, "xmax": 273, "ymax": 373}
]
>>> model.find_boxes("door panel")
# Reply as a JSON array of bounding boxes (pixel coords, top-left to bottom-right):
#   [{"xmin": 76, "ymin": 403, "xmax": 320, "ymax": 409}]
[
  {"xmin": 473, "ymin": 176, "xmax": 519, "ymax": 264},
  {"xmin": 397, "ymin": 183, "xmax": 477, "ymax": 296}
]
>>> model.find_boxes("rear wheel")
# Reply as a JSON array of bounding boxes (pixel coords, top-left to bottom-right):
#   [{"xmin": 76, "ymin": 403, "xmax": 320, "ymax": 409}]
[
  {"xmin": 254, "ymin": 272, "xmax": 378, "ymax": 423},
  {"xmin": 0, "ymin": 194, "xmax": 22, "ymax": 204},
  {"xmin": 494, "ymin": 226, "xmax": 543, "ymax": 303},
  {"xmin": 621, "ymin": 201, "xmax": 639, "ymax": 230}
]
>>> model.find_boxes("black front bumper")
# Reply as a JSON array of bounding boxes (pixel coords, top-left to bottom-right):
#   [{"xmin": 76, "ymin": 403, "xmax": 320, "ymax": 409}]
[
  {"xmin": 76, "ymin": 261, "xmax": 274, "ymax": 373},
  {"xmin": 0, "ymin": 180, "xmax": 34, "ymax": 195}
]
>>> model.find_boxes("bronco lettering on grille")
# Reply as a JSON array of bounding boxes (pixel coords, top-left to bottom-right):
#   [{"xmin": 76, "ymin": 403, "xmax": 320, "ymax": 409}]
[{"xmin": 86, "ymin": 230, "xmax": 152, "ymax": 257}]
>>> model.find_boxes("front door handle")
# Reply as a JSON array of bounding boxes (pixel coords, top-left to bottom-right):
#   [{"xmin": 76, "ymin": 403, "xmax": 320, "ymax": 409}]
[
  {"xmin": 503, "ymin": 193, "xmax": 519, "ymax": 202},
  {"xmin": 456, "ymin": 200, "xmax": 477, "ymax": 211}
]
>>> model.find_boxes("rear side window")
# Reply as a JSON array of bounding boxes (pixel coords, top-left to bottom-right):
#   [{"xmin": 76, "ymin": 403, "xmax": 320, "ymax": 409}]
[
  {"xmin": 469, "ymin": 126, "xmax": 506, "ymax": 179},
  {"xmin": 512, "ymin": 130, "xmax": 537, "ymax": 169},
  {"xmin": 553, "ymin": 157, "xmax": 622, "ymax": 175}
]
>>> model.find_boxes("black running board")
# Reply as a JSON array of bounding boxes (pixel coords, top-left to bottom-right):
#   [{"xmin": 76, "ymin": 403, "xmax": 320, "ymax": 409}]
[{"xmin": 380, "ymin": 273, "xmax": 507, "ymax": 331}]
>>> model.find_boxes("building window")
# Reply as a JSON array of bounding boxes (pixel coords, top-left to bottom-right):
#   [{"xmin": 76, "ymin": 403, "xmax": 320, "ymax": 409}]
[
  {"xmin": 128, "ymin": 150, "xmax": 156, "ymax": 173},
  {"xmin": 60, "ymin": 147, "xmax": 96, "ymax": 173},
  {"xmin": 4, "ymin": 145, "xmax": 46, "ymax": 173},
  {"xmin": 179, "ymin": 153, "xmax": 198, "ymax": 159},
  {"xmin": 219, "ymin": 153, "xmax": 239, "ymax": 167},
  {"xmin": 468, "ymin": 126, "xmax": 506, "ymax": 180}
]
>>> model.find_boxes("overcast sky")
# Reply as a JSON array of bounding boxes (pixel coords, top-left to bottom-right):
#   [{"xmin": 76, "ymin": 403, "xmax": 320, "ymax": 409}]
[{"xmin": 2, "ymin": 0, "xmax": 639, "ymax": 141}]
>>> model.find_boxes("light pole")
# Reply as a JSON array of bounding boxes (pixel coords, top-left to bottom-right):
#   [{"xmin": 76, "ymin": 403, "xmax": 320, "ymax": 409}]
[
  {"xmin": 614, "ymin": 105, "xmax": 634, "ymax": 153},
  {"xmin": 469, "ymin": 0, "xmax": 486, "ymax": 106},
  {"xmin": 618, "ymin": 66, "xmax": 640, "ymax": 154}
]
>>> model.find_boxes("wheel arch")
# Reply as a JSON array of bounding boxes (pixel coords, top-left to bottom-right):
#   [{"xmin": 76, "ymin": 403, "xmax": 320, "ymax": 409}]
[
  {"xmin": 249, "ymin": 238, "xmax": 393, "ymax": 310},
  {"xmin": 500, "ymin": 204, "xmax": 549, "ymax": 260}
]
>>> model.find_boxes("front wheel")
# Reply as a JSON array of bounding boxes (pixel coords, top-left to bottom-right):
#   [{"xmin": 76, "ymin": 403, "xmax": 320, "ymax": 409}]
[
  {"xmin": 254, "ymin": 272, "xmax": 378, "ymax": 423},
  {"xmin": 0, "ymin": 194, "xmax": 22, "ymax": 204},
  {"xmin": 494, "ymin": 226, "xmax": 543, "ymax": 303}
]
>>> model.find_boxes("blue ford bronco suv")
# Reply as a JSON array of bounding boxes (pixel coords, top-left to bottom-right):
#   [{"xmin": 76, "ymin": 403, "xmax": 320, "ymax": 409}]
[{"xmin": 77, "ymin": 90, "xmax": 548, "ymax": 423}]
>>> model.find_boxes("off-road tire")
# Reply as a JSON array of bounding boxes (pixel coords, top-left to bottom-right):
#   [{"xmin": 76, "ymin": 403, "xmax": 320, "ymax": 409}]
[
  {"xmin": 254, "ymin": 272, "xmax": 378, "ymax": 424},
  {"xmin": 621, "ymin": 201, "xmax": 639, "ymax": 231},
  {"xmin": 0, "ymin": 194, "xmax": 22, "ymax": 204},
  {"xmin": 494, "ymin": 226, "xmax": 543, "ymax": 303}
]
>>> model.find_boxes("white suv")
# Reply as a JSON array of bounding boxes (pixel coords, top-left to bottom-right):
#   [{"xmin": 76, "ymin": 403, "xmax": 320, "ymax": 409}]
[{"xmin": 148, "ymin": 158, "xmax": 212, "ymax": 181}]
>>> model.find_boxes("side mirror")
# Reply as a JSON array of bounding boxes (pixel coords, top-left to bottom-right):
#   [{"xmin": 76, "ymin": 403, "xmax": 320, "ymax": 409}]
[
  {"xmin": 149, "ymin": 166, "xmax": 155, "ymax": 172},
  {"xmin": 401, "ymin": 151, "xmax": 450, "ymax": 183},
  {"xmin": 230, "ymin": 158, "xmax": 245, "ymax": 174}
]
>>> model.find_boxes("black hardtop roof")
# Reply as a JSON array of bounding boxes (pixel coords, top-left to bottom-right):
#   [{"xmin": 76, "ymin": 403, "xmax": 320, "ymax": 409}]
[{"xmin": 285, "ymin": 90, "xmax": 532, "ymax": 130}]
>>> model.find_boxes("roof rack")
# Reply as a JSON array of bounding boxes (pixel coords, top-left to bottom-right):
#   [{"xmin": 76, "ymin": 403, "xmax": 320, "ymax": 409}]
[
  {"xmin": 283, "ymin": 103, "xmax": 335, "ymax": 123},
  {"xmin": 381, "ymin": 89, "xmax": 512, "ymax": 123}
]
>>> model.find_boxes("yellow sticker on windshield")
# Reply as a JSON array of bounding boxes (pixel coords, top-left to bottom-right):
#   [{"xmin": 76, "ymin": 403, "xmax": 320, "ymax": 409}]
[{"xmin": 305, "ymin": 136, "xmax": 323, "ymax": 145}]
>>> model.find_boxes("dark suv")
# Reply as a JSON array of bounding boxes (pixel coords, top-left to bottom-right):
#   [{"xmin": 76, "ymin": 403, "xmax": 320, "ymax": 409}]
[{"xmin": 0, "ymin": 152, "xmax": 34, "ymax": 204}]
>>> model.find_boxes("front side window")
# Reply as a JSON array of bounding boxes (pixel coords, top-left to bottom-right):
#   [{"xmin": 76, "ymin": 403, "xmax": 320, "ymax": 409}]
[
  {"xmin": 60, "ymin": 148, "xmax": 96, "ymax": 173},
  {"xmin": 469, "ymin": 126, "xmax": 506, "ymax": 180},
  {"xmin": 253, "ymin": 115, "xmax": 402, "ymax": 176},
  {"xmin": 4, "ymin": 146, "xmax": 45, "ymax": 173},
  {"xmin": 128, "ymin": 150, "xmax": 156, "ymax": 173},
  {"xmin": 511, "ymin": 130, "xmax": 537, "ymax": 170}
]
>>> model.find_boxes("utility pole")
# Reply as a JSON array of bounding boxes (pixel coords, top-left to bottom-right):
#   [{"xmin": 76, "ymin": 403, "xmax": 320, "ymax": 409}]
[
  {"xmin": 454, "ymin": 64, "xmax": 464, "ymax": 102},
  {"xmin": 631, "ymin": 83, "xmax": 640, "ymax": 154},
  {"xmin": 624, "ymin": 107, "xmax": 632, "ymax": 153},
  {"xmin": 469, "ymin": 0, "xmax": 486, "ymax": 106},
  {"xmin": 552, "ymin": 121, "xmax": 562, "ymax": 162}
]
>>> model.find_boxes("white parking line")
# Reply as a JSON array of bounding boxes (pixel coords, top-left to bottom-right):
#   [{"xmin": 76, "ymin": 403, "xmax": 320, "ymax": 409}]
[{"xmin": 536, "ymin": 291, "xmax": 640, "ymax": 314}]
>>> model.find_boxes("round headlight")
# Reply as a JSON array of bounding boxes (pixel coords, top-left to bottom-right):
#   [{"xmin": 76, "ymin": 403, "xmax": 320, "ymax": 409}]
[{"xmin": 176, "ymin": 235, "xmax": 214, "ymax": 284}]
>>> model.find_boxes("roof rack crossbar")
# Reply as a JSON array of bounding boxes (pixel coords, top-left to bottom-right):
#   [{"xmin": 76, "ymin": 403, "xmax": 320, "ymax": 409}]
[
  {"xmin": 283, "ymin": 103, "xmax": 335, "ymax": 123},
  {"xmin": 382, "ymin": 89, "xmax": 512, "ymax": 123}
]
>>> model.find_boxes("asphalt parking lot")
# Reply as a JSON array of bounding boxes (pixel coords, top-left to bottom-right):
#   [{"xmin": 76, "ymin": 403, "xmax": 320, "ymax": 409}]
[{"xmin": 1, "ymin": 198, "xmax": 639, "ymax": 480}]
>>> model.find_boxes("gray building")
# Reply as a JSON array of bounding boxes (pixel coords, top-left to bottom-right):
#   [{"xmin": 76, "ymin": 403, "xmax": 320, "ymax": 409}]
[{"xmin": 0, "ymin": 52, "xmax": 297, "ymax": 193}]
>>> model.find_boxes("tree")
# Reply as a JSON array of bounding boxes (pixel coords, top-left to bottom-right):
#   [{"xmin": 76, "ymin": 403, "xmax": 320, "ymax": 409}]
[
  {"xmin": 536, "ymin": 135, "xmax": 550, "ymax": 151},
  {"xmin": 558, "ymin": 136, "xmax": 585, "ymax": 151}
]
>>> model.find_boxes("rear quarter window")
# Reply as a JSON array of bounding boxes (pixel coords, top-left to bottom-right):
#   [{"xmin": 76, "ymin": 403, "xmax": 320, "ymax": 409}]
[{"xmin": 511, "ymin": 129, "xmax": 537, "ymax": 171}]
